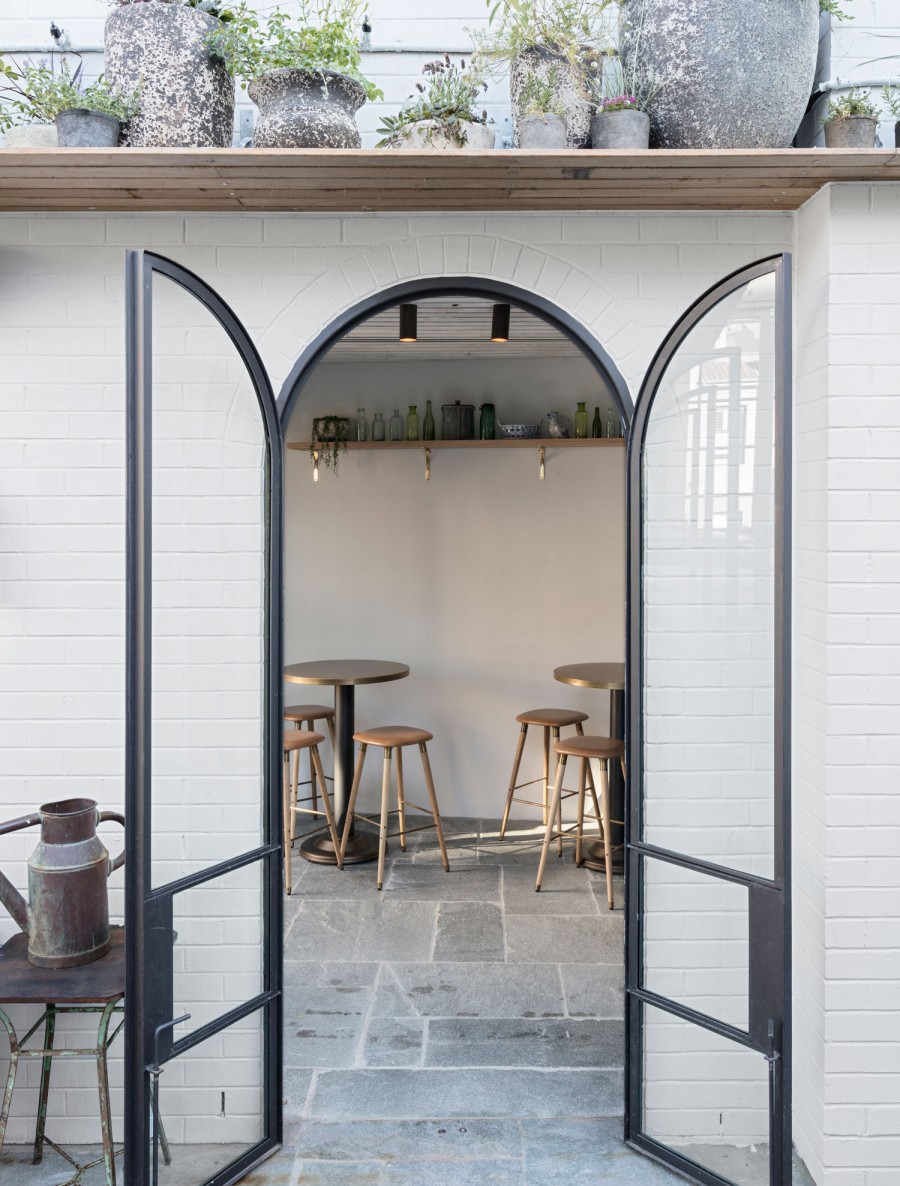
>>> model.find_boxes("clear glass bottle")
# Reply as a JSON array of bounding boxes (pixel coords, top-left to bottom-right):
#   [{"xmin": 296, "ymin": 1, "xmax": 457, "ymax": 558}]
[
  {"xmin": 606, "ymin": 405, "xmax": 618, "ymax": 439},
  {"xmin": 356, "ymin": 407, "xmax": 367, "ymax": 442},
  {"xmin": 389, "ymin": 408, "xmax": 403, "ymax": 441},
  {"xmin": 479, "ymin": 402, "xmax": 496, "ymax": 440},
  {"xmin": 372, "ymin": 411, "xmax": 386, "ymax": 441},
  {"xmin": 406, "ymin": 404, "xmax": 419, "ymax": 441},
  {"xmin": 575, "ymin": 401, "xmax": 588, "ymax": 439},
  {"xmin": 423, "ymin": 399, "xmax": 436, "ymax": 441},
  {"xmin": 591, "ymin": 405, "xmax": 603, "ymax": 438}
]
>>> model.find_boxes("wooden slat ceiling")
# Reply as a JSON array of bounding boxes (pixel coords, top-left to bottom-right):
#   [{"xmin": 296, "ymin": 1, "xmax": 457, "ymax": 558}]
[
  {"xmin": 327, "ymin": 296, "xmax": 583, "ymax": 361},
  {"xmin": 0, "ymin": 147, "xmax": 898, "ymax": 212}
]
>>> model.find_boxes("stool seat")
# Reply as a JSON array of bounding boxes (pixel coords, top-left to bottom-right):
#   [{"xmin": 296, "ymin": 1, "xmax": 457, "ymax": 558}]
[
  {"xmin": 353, "ymin": 725, "xmax": 433, "ymax": 747},
  {"xmin": 283, "ymin": 729, "xmax": 325, "ymax": 751},
  {"xmin": 284, "ymin": 703, "xmax": 335, "ymax": 722},
  {"xmin": 516, "ymin": 707, "xmax": 589, "ymax": 728},
  {"xmin": 554, "ymin": 734, "xmax": 624, "ymax": 760}
]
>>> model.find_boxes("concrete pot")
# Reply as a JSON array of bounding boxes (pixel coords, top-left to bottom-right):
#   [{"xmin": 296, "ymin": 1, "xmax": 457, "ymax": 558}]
[
  {"xmin": 249, "ymin": 69, "xmax": 365, "ymax": 148},
  {"xmin": 510, "ymin": 47, "xmax": 591, "ymax": 149},
  {"xmin": 390, "ymin": 120, "xmax": 496, "ymax": 151},
  {"xmin": 104, "ymin": 2, "xmax": 234, "ymax": 147},
  {"xmin": 517, "ymin": 114, "xmax": 567, "ymax": 149},
  {"xmin": 590, "ymin": 109, "xmax": 650, "ymax": 149},
  {"xmin": 621, "ymin": 0, "xmax": 819, "ymax": 148},
  {"xmin": 824, "ymin": 116, "xmax": 878, "ymax": 148},
  {"xmin": 3, "ymin": 124, "xmax": 57, "ymax": 148},
  {"xmin": 56, "ymin": 109, "xmax": 120, "ymax": 148}
]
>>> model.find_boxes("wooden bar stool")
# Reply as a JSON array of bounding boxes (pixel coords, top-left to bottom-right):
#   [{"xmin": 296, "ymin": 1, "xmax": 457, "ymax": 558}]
[
  {"xmin": 284, "ymin": 703, "xmax": 336, "ymax": 817},
  {"xmin": 339, "ymin": 726, "xmax": 450, "ymax": 890},
  {"xmin": 499, "ymin": 708, "xmax": 594, "ymax": 837},
  {"xmin": 283, "ymin": 729, "xmax": 341, "ymax": 893},
  {"xmin": 535, "ymin": 734, "xmax": 625, "ymax": 909}
]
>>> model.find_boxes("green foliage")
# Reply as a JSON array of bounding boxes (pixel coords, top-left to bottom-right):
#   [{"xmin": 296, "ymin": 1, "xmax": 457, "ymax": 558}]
[
  {"xmin": 108, "ymin": 0, "xmax": 237, "ymax": 20},
  {"xmin": 310, "ymin": 416, "xmax": 350, "ymax": 472},
  {"xmin": 208, "ymin": 0, "xmax": 382, "ymax": 99},
  {"xmin": 517, "ymin": 67, "xmax": 566, "ymax": 117},
  {"xmin": 473, "ymin": 0, "xmax": 615, "ymax": 76},
  {"xmin": 819, "ymin": 0, "xmax": 852, "ymax": 20},
  {"xmin": 0, "ymin": 54, "xmax": 140, "ymax": 132},
  {"xmin": 881, "ymin": 84, "xmax": 900, "ymax": 120},
  {"xmin": 377, "ymin": 56, "xmax": 490, "ymax": 147},
  {"xmin": 827, "ymin": 86, "xmax": 878, "ymax": 121}
]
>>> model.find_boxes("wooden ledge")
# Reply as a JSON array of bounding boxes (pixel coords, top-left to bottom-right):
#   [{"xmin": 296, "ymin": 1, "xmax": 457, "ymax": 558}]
[{"xmin": 0, "ymin": 147, "xmax": 898, "ymax": 213}]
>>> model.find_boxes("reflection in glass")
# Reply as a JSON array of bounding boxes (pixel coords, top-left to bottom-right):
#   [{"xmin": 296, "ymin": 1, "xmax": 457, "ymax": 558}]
[
  {"xmin": 643, "ymin": 1004, "xmax": 769, "ymax": 1186},
  {"xmin": 642, "ymin": 856, "xmax": 749, "ymax": 1031},
  {"xmin": 642, "ymin": 274, "xmax": 776, "ymax": 878},
  {"xmin": 150, "ymin": 274, "xmax": 267, "ymax": 889}
]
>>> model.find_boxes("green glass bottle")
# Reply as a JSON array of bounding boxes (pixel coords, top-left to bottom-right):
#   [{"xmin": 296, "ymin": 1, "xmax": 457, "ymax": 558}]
[
  {"xmin": 591, "ymin": 405, "xmax": 603, "ymax": 438},
  {"xmin": 406, "ymin": 404, "xmax": 420, "ymax": 441},
  {"xmin": 423, "ymin": 399, "xmax": 436, "ymax": 440},
  {"xmin": 479, "ymin": 402, "xmax": 496, "ymax": 440},
  {"xmin": 575, "ymin": 401, "xmax": 588, "ymax": 439}
]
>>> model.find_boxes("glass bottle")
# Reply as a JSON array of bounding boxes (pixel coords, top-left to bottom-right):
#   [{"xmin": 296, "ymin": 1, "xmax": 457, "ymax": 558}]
[
  {"xmin": 574, "ymin": 401, "xmax": 588, "ymax": 439},
  {"xmin": 591, "ymin": 405, "xmax": 603, "ymax": 438},
  {"xmin": 423, "ymin": 399, "xmax": 436, "ymax": 441},
  {"xmin": 479, "ymin": 402, "xmax": 496, "ymax": 440},
  {"xmin": 606, "ymin": 405, "xmax": 619, "ymax": 439},
  {"xmin": 356, "ymin": 407, "xmax": 367, "ymax": 442},
  {"xmin": 389, "ymin": 408, "xmax": 403, "ymax": 441},
  {"xmin": 406, "ymin": 404, "xmax": 420, "ymax": 440},
  {"xmin": 372, "ymin": 411, "xmax": 386, "ymax": 441}
]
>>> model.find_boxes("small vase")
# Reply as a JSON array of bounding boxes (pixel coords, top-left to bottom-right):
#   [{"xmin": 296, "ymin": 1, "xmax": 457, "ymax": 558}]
[
  {"xmin": 575, "ymin": 402, "xmax": 588, "ymax": 439},
  {"xmin": 356, "ymin": 408, "xmax": 367, "ymax": 442},
  {"xmin": 372, "ymin": 412, "xmax": 385, "ymax": 441},
  {"xmin": 406, "ymin": 405, "xmax": 419, "ymax": 441},
  {"xmin": 249, "ymin": 68, "xmax": 365, "ymax": 149},
  {"xmin": 389, "ymin": 408, "xmax": 403, "ymax": 441}
]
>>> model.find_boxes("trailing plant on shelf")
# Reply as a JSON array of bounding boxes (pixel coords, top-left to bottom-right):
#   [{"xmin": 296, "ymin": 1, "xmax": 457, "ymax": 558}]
[
  {"xmin": 377, "ymin": 56, "xmax": 490, "ymax": 148},
  {"xmin": 310, "ymin": 416, "xmax": 351, "ymax": 473},
  {"xmin": 0, "ymin": 54, "xmax": 139, "ymax": 131}
]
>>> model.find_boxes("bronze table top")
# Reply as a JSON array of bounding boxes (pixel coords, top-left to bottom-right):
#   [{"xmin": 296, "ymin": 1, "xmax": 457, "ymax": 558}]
[
  {"xmin": 554, "ymin": 662, "xmax": 625, "ymax": 691},
  {"xmin": 284, "ymin": 659, "xmax": 410, "ymax": 687}
]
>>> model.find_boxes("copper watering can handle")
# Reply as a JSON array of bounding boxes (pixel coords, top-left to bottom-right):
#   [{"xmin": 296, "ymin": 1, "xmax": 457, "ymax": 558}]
[{"xmin": 98, "ymin": 811, "xmax": 126, "ymax": 874}]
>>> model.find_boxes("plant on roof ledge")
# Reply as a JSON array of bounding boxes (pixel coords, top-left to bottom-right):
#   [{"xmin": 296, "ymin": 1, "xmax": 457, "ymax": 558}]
[
  {"xmin": 0, "ymin": 53, "xmax": 139, "ymax": 146},
  {"xmin": 377, "ymin": 56, "xmax": 494, "ymax": 150}
]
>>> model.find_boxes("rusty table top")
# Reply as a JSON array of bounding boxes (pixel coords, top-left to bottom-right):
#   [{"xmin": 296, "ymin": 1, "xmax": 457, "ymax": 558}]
[
  {"xmin": 0, "ymin": 926, "xmax": 125, "ymax": 1004},
  {"xmin": 554, "ymin": 662, "xmax": 626, "ymax": 690},
  {"xmin": 284, "ymin": 659, "xmax": 410, "ymax": 686}
]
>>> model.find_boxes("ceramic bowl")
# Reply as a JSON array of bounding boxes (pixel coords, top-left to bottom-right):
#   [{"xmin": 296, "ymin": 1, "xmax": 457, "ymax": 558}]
[{"xmin": 499, "ymin": 423, "xmax": 541, "ymax": 440}]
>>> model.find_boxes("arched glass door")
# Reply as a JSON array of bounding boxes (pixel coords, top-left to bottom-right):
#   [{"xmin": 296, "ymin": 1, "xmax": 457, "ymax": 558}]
[
  {"xmin": 124, "ymin": 250, "xmax": 283, "ymax": 1186},
  {"xmin": 626, "ymin": 256, "xmax": 792, "ymax": 1186}
]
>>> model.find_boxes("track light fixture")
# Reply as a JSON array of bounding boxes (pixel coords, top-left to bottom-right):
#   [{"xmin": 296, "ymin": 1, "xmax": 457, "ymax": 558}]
[
  {"xmin": 399, "ymin": 303, "xmax": 417, "ymax": 342},
  {"xmin": 491, "ymin": 303, "xmax": 510, "ymax": 342}
]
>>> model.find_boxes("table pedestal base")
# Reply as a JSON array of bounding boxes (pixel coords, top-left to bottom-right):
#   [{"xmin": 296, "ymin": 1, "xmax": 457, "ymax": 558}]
[
  {"xmin": 574, "ymin": 841, "xmax": 624, "ymax": 873},
  {"xmin": 299, "ymin": 830, "xmax": 381, "ymax": 865}
]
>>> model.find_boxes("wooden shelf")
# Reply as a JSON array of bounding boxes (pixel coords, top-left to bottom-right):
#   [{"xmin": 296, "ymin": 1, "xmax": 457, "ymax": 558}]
[
  {"xmin": 1, "ymin": 148, "xmax": 898, "ymax": 213},
  {"xmin": 288, "ymin": 438, "xmax": 625, "ymax": 450}
]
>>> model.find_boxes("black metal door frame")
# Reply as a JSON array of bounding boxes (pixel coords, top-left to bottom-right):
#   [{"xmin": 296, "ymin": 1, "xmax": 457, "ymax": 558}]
[
  {"xmin": 124, "ymin": 249, "xmax": 284, "ymax": 1186},
  {"xmin": 624, "ymin": 254, "xmax": 793, "ymax": 1186}
]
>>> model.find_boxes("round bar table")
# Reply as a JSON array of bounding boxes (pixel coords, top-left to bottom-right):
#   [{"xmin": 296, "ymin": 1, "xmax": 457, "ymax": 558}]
[
  {"xmin": 284, "ymin": 660, "xmax": 409, "ymax": 865},
  {"xmin": 554, "ymin": 662, "xmax": 625, "ymax": 871}
]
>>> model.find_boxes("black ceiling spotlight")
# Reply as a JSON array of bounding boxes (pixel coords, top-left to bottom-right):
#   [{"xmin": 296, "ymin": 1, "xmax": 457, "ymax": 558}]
[
  {"xmin": 399, "ymin": 303, "xmax": 418, "ymax": 342},
  {"xmin": 491, "ymin": 303, "xmax": 510, "ymax": 342}
]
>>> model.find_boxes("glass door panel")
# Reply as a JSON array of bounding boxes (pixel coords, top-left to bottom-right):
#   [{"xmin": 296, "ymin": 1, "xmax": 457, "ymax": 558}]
[{"xmin": 627, "ymin": 257, "xmax": 791, "ymax": 1186}]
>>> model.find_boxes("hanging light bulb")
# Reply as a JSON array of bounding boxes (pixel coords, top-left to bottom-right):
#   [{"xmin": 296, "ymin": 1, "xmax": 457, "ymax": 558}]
[
  {"xmin": 399, "ymin": 303, "xmax": 417, "ymax": 342},
  {"xmin": 491, "ymin": 303, "xmax": 510, "ymax": 342}
]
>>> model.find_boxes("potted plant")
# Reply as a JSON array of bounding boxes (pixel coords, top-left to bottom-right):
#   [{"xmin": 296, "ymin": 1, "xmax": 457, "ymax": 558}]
[
  {"xmin": 620, "ymin": 0, "xmax": 840, "ymax": 148},
  {"xmin": 104, "ymin": 0, "xmax": 236, "ymax": 147},
  {"xmin": 377, "ymin": 56, "xmax": 494, "ymax": 151},
  {"xmin": 0, "ymin": 54, "xmax": 69, "ymax": 147},
  {"xmin": 515, "ymin": 68, "xmax": 567, "ymax": 148},
  {"xmin": 823, "ymin": 87, "xmax": 879, "ymax": 148},
  {"xmin": 310, "ymin": 416, "xmax": 351, "ymax": 473},
  {"xmin": 588, "ymin": 53, "xmax": 658, "ymax": 149},
  {"xmin": 881, "ymin": 84, "xmax": 900, "ymax": 149},
  {"xmin": 474, "ymin": 0, "xmax": 615, "ymax": 149},
  {"xmin": 211, "ymin": 0, "xmax": 382, "ymax": 148}
]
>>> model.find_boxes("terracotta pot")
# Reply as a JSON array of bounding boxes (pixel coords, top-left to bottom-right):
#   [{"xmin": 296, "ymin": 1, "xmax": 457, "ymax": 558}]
[
  {"xmin": 510, "ymin": 46, "xmax": 591, "ymax": 149},
  {"xmin": 3, "ymin": 124, "xmax": 57, "ymax": 148},
  {"xmin": 823, "ymin": 115, "xmax": 878, "ymax": 148},
  {"xmin": 56, "ymin": 109, "xmax": 120, "ymax": 148},
  {"xmin": 249, "ymin": 69, "xmax": 365, "ymax": 148},
  {"xmin": 105, "ymin": 1, "xmax": 234, "ymax": 147},
  {"xmin": 590, "ymin": 109, "xmax": 651, "ymax": 149},
  {"xmin": 621, "ymin": 0, "xmax": 819, "ymax": 148},
  {"xmin": 390, "ymin": 120, "xmax": 496, "ymax": 151},
  {"xmin": 517, "ymin": 114, "xmax": 567, "ymax": 149}
]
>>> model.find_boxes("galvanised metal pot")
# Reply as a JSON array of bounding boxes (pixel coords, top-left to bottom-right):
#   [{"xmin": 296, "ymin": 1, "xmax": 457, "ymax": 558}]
[
  {"xmin": 590, "ymin": 109, "xmax": 651, "ymax": 149},
  {"xmin": 0, "ymin": 798, "xmax": 125, "ymax": 968},
  {"xmin": 250, "ymin": 69, "xmax": 365, "ymax": 149},
  {"xmin": 823, "ymin": 116, "xmax": 879, "ymax": 148},
  {"xmin": 56, "ymin": 109, "xmax": 120, "ymax": 149}
]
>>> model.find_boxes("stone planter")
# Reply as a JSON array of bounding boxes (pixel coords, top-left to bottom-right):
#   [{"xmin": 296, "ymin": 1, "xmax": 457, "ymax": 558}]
[
  {"xmin": 510, "ymin": 47, "xmax": 591, "ymax": 149},
  {"xmin": 3, "ymin": 124, "xmax": 58, "ymax": 148},
  {"xmin": 621, "ymin": 0, "xmax": 819, "ymax": 148},
  {"xmin": 517, "ymin": 114, "xmax": 567, "ymax": 149},
  {"xmin": 390, "ymin": 120, "xmax": 495, "ymax": 151},
  {"xmin": 104, "ymin": 2, "xmax": 234, "ymax": 147},
  {"xmin": 823, "ymin": 116, "xmax": 878, "ymax": 148},
  {"xmin": 56, "ymin": 109, "xmax": 120, "ymax": 148},
  {"xmin": 249, "ymin": 69, "xmax": 365, "ymax": 148},
  {"xmin": 590, "ymin": 109, "xmax": 650, "ymax": 149}
]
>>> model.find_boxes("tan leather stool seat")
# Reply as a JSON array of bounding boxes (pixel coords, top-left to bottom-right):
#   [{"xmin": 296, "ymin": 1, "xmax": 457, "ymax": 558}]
[
  {"xmin": 283, "ymin": 729, "xmax": 325, "ymax": 751},
  {"xmin": 284, "ymin": 704, "xmax": 335, "ymax": 723},
  {"xmin": 353, "ymin": 725, "xmax": 433, "ymax": 747},
  {"xmin": 516, "ymin": 708, "xmax": 589, "ymax": 728},
  {"xmin": 554, "ymin": 735, "xmax": 625, "ymax": 761}
]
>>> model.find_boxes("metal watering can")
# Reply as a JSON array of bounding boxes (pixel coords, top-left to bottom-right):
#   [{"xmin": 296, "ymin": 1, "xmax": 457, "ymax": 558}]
[{"xmin": 0, "ymin": 798, "xmax": 125, "ymax": 968}]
